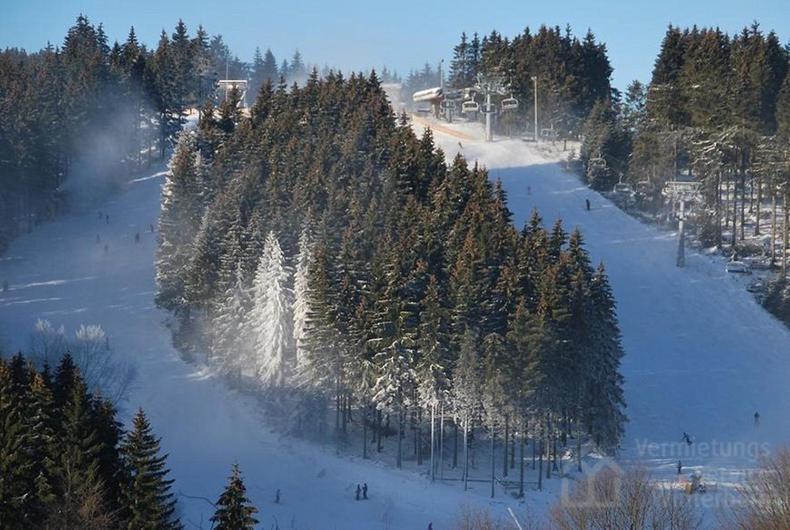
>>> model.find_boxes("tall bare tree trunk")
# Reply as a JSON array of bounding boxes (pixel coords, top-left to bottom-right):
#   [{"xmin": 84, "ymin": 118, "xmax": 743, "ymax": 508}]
[
  {"xmin": 771, "ymin": 190, "xmax": 777, "ymax": 266},
  {"xmin": 396, "ymin": 408, "xmax": 403, "ymax": 468},
  {"xmin": 463, "ymin": 416, "xmax": 469, "ymax": 491},
  {"xmin": 453, "ymin": 419, "xmax": 458, "ymax": 469},
  {"xmin": 430, "ymin": 403, "xmax": 435, "ymax": 481},
  {"xmin": 503, "ymin": 416, "xmax": 509, "ymax": 477},
  {"xmin": 439, "ymin": 404, "xmax": 445, "ymax": 480},
  {"xmin": 490, "ymin": 427, "xmax": 496, "ymax": 498},
  {"xmin": 518, "ymin": 427, "xmax": 525, "ymax": 498},
  {"xmin": 755, "ymin": 175, "xmax": 761, "ymax": 236}
]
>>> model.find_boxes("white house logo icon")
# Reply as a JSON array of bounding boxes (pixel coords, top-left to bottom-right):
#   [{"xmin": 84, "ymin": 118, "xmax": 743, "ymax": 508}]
[{"xmin": 560, "ymin": 459, "xmax": 624, "ymax": 508}]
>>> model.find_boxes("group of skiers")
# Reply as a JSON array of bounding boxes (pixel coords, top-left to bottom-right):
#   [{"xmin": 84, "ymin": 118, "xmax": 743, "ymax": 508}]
[
  {"xmin": 676, "ymin": 411, "xmax": 761, "ymax": 489},
  {"xmin": 94, "ymin": 211, "xmax": 157, "ymax": 252}
]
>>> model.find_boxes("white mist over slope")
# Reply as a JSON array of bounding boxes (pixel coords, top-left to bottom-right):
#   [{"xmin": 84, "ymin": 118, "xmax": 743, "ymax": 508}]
[{"xmin": 1, "ymin": 117, "xmax": 788, "ymax": 528}]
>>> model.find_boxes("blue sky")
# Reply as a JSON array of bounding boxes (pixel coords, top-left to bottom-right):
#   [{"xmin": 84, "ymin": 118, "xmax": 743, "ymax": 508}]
[{"xmin": 2, "ymin": 0, "xmax": 788, "ymax": 89}]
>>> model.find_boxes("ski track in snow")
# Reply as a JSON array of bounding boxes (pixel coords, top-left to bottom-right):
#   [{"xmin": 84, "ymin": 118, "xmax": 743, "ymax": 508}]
[{"xmin": 1, "ymin": 119, "xmax": 788, "ymax": 528}]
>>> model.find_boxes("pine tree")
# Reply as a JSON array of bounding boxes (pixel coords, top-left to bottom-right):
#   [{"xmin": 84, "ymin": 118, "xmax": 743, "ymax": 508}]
[
  {"xmin": 293, "ymin": 227, "xmax": 312, "ymax": 369},
  {"xmin": 778, "ymin": 74, "xmax": 790, "ymax": 139},
  {"xmin": 155, "ymin": 133, "xmax": 204, "ymax": 313},
  {"xmin": 120, "ymin": 409, "xmax": 180, "ymax": 529},
  {"xmin": 248, "ymin": 231, "xmax": 293, "ymax": 386},
  {"xmin": 0, "ymin": 360, "xmax": 34, "ymax": 528},
  {"xmin": 212, "ymin": 262, "xmax": 252, "ymax": 374},
  {"xmin": 51, "ymin": 374, "xmax": 109, "ymax": 528},
  {"xmin": 372, "ymin": 339, "xmax": 415, "ymax": 468},
  {"xmin": 415, "ymin": 276, "xmax": 450, "ymax": 410},
  {"xmin": 25, "ymin": 371, "xmax": 58, "ymax": 524},
  {"xmin": 450, "ymin": 32, "xmax": 469, "ymax": 88},
  {"xmin": 211, "ymin": 464, "xmax": 258, "ymax": 530},
  {"xmin": 452, "ymin": 328, "xmax": 480, "ymax": 489},
  {"xmin": 290, "ymin": 50, "xmax": 306, "ymax": 80},
  {"xmin": 586, "ymin": 264, "xmax": 627, "ymax": 450},
  {"xmin": 262, "ymin": 49, "xmax": 279, "ymax": 84}
]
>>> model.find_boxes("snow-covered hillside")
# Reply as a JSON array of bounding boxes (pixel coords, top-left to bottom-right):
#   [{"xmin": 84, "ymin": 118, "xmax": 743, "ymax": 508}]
[{"xmin": 1, "ymin": 118, "xmax": 788, "ymax": 528}]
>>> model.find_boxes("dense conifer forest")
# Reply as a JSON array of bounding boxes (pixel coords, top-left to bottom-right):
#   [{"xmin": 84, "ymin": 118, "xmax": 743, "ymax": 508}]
[
  {"xmin": 0, "ymin": 15, "xmax": 309, "ymax": 253},
  {"xmin": 443, "ymin": 26, "xmax": 613, "ymax": 138},
  {"xmin": 154, "ymin": 67, "xmax": 627, "ymax": 490},
  {"xmin": 0, "ymin": 352, "xmax": 261, "ymax": 529},
  {"xmin": 578, "ymin": 24, "xmax": 790, "ymax": 325}
]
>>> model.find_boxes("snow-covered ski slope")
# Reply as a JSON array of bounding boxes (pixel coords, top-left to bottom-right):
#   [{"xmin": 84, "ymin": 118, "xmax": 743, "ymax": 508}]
[
  {"xmin": 0, "ymin": 118, "xmax": 788, "ymax": 528},
  {"xmin": 419, "ymin": 116, "xmax": 790, "ymax": 495}
]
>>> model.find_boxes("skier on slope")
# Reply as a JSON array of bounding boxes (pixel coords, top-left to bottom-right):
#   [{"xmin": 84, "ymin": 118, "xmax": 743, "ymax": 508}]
[
  {"xmin": 754, "ymin": 411, "xmax": 760, "ymax": 426},
  {"xmin": 362, "ymin": 483, "xmax": 368, "ymax": 500},
  {"xmin": 586, "ymin": 198, "xmax": 591, "ymax": 211},
  {"xmin": 682, "ymin": 432, "xmax": 693, "ymax": 446},
  {"xmin": 355, "ymin": 484, "xmax": 361, "ymax": 501}
]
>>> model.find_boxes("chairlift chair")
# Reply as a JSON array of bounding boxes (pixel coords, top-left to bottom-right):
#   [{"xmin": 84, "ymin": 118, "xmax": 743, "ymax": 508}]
[
  {"xmin": 501, "ymin": 97, "xmax": 519, "ymax": 111},
  {"xmin": 613, "ymin": 182, "xmax": 634, "ymax": 195},
  {"xmin": 462, "ymin": 100, "xmax": 480, "ymax": 113}
]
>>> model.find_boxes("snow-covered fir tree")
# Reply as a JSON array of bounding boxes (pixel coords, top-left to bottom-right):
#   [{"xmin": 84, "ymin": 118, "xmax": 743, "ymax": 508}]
[
  {"xmin": 371, "ymin": 339, "xmax": 415, "ymax": 468},
  {"xmin": 248, "ymin": 231, "xmax": 293, "ymax": 387},
  {"xmin": 212, "ymin": 262, "xmax": 252, "ymax": 374},
  {"xmin": 155, "ymin": 133, "xmax": 204, "ymax": 313},
  {"xmin": 210, "ymin": 464, "xmax": 258, "ymax": 530},
  {"xmin": 292, "ymin": 227, "xmax": 312, "ymax": 370}
]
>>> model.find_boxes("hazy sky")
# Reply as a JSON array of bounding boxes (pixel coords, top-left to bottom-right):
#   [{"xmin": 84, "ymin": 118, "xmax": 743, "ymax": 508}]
[{"xmin": 2, "ymin": 0, "xmax": 788, "ymax": 89}]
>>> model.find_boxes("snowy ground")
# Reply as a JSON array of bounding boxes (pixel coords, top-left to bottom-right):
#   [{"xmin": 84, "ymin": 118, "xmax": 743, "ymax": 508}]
[{"xmin": 1, "ymin": 118, "xmax": 789, "ymax": 528}]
